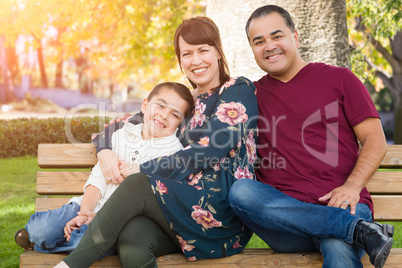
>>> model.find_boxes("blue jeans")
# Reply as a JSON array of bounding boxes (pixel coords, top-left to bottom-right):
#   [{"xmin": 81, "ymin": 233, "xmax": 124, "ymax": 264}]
[
  {"xmin": 26, "ymin": 202, "xmax": 87, "ymax": 253},
  {"xmin": 229, "ymin": 179, "xmax": 373, "ymax": 268}
]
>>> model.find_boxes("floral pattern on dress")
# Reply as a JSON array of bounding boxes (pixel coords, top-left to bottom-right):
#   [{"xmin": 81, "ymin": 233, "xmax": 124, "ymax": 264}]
[
  {"xmin": 190, "ymin": 98, "xmax": 207, "ymax": 130},
  {"xmin": 246, "ymin": 130, "xmax": 257, "ymax": 165},
  {"xmin": 177, "ymin": 235, "xmax": 195, "ymax": 252},
  {"xmin": 191, "ymin": 205, "xmax": 222, "ymax": 229},
  {"xmin": 216, "ymin": 102, "xmax": 248, "ymax": 126},
  {"xmin": 198, "ymin": 136, "xmax": 210, "ymax": 147},
  {"xmin": 234, "ymin": 166, "xmax": 253, "ymax": 180}
]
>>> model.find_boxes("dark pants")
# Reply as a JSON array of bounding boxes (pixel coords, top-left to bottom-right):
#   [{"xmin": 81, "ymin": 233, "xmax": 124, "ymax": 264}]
[{"xmin": 63, "ymin": 173, "xmax": 181, "ymax": 268}]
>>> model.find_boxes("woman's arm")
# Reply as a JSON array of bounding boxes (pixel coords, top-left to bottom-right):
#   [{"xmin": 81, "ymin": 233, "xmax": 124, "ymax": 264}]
[{"xmin": 140, "ymin": 77, "xmax": 258, "ymax": 179}]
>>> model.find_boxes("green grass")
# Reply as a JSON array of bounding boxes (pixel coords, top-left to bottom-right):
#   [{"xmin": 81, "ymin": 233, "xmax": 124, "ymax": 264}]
[
  {"xmin": 0, "ymin": 157, "xmax": 400, "ymax": 267},
  {"xmin": 0, "ymin": 156, "xmax": 39, "ymax": 268}
]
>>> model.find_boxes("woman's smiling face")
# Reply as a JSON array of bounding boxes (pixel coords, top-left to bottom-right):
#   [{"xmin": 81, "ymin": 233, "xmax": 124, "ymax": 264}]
[{"xmin": 178, "ymin": 36, "xmax": 221, "ymax": 93}]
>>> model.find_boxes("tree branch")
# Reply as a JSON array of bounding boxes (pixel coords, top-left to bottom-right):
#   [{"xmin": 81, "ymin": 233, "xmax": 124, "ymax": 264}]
[
  {"xmin": 364, "ymin": 55, "xmax": 397, "ymax": 96},
  {"xmin": 367, "ymin": 33, "xmax": 400, "ymax": 73}
]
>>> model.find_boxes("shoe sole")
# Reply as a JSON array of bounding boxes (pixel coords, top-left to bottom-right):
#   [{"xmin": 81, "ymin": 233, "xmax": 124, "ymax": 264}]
[
  {"xmin": 15, "ymin": 229, "xmax": 34, "ymax": 250},
  {"xmin": 374, "ymin": 224, "xmax": 394, "ymax": 268}
]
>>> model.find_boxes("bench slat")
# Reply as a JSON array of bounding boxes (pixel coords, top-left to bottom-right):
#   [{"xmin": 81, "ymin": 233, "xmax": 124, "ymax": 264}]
[
  {"xmin": 38, "ymin": 143, "xmax": 97, "ymax": 168},
  {"xmin": 35, "ymin": 196, "xmax": 402, "ymax": 221},
  {"xmin": 35, "ymin": 198, "xmax": 71, "ymax": 212},
  {"xmin": 37, "ymin": 171, "xmax": 91, "ymax": 195},
  {"xmin": 37, "ymin": 143, "xmax": 402, "ymax": 169},
  {"xmin": 367, "ymin": 171, "xmax": 402, "ymax": 193},
  {"xmin": 380, "ymin": 144, "xmax": 402, "ymax": 168},
  {"xmin": 372, "ymin": 195, "xmax": 402, "ymax": 221},
  {"xmin": 37, "ymin": 170, "xmax": 402, "ymax": 195},
  {"xmin": 19, "ymin": 248, "xmax": 402, "ymax": 267}
]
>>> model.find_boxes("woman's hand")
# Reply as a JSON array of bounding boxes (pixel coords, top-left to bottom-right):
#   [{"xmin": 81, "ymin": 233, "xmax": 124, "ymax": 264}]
[
  {"xmin": 97, "ymin": 149, "xmax": 124, "ymax": 184},
  {"xmin": 104, "ymin": 113, "xmax": 133, "ymax": 128},
  {"xmin": 119, "ymin": 160, "xmax": 140, "ymax": 178}
]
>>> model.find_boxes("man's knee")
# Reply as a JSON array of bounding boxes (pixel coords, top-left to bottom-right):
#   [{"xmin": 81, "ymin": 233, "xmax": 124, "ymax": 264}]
[{"xmin": 229, "ymin": 179, "xmax": 255, "ymax": 208}]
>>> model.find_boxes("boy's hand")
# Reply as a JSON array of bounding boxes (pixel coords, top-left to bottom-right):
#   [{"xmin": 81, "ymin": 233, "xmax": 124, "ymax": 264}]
[
  {"xmin": 64, "ymin": 211, "xmax": 96, "ymax": 241},
  {"xmin": 119, "ymin": 160, "xmax": 139, "ymax": 178}
]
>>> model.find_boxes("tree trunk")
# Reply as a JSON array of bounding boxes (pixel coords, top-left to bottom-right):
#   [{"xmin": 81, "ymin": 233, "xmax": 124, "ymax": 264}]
[
  {"xmin": 55, "ymin": 59, "xmax": 63, "ymax": 88},
  {"xmin": 6, "ymin": 45, "xmax": 19, "ymax": 86},
  {"xmin": 0, "ymin": 35, "xmax": 15, "ymax": 102},
  {"xmin": 390, "ymin": 31, "xmax": 402, "ymax": 144},
  {"xmin": 206, "ymin": 0, "xmax": 349, "ymax": 81},
  {"xmin": 36, "ymin": 40, "xmax": 48, "ymax": 88},
  {"xmin": 394, "ymin": 94, "xmax": 402, "ymax": 144}
]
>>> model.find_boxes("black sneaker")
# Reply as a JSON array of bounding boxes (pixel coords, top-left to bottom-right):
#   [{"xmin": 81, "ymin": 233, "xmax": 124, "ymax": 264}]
[{"xmin": 353, "ymin": 221, "xmax": 393, "ymax": 268}]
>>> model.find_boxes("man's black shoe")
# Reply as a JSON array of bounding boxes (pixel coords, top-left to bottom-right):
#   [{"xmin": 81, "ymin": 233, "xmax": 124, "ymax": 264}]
[{"xmin": 353, "ymin": 221, "xmax": 394, "ymax": 268}]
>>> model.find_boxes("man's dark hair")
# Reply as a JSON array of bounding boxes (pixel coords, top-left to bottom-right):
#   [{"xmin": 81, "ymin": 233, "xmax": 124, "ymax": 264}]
[{"xmin": 245, "ymin": 5, "xmax": 295, "ymax": 40}]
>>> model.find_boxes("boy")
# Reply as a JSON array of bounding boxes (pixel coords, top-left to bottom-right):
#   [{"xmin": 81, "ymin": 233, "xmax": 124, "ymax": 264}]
[{"xmin": 15, "ymin": 82, "xmax": 194, "ymax": 253}]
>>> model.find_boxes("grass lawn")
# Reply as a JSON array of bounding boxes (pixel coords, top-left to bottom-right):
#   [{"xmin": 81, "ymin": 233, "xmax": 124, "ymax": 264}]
[
  {"xmin": 0, "ymin": 157, "xmax": 400, "ymax": 267},
  {"xmin": 1, "ymin": 156, "xmax": 39, "ymax": 268}
]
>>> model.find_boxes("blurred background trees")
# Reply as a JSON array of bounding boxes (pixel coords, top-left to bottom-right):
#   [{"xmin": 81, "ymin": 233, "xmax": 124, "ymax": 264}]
[
  {"xmin": 0, "ymin": 0, "xmax": 400, "ymax": 141},
  {"xmin": 0, "ymin": 0, "xmax": 205, "ymax": 101},
  {"xmin": 347, "ymin": 0, "xmax": 402, "ymax": 143}
]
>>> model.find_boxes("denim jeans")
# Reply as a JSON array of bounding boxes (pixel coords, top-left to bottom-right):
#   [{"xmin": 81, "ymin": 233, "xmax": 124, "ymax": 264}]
[
  {"xmin": 25, "ymin": 202, "xmax": 86, "ymax": 253},
  {"xmin": 229, "ymin": 179, "xmax": 373, "ymax": 268},
  {"xmin": 26, "ymin": 202, "xmax": 117, "ymax": 255}
]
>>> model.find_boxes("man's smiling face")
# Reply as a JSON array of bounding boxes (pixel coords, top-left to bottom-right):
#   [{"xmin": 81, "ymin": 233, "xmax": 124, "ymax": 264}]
[{"xmin": 248, "ymin": 12, "xmax": 302, "ymax": 82}]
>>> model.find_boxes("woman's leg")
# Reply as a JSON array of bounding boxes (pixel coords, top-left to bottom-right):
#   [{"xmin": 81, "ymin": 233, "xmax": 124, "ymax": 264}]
[
  {"xmin": 117, "ymin": 216, "xmax": 181, "ymax": 268},
  {"xmin": 63, "ymin": 173, "xmax": 176, "ymax": 268}
]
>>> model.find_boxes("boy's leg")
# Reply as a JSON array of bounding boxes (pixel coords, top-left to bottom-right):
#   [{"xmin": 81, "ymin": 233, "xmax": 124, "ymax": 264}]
[
  {"xmin": 117, "ymin": 216, "xmax": 181, "ymax": 268},
  {"xmin": 25, "ymin": 202, "xmax": 80, "ymax": 253}
]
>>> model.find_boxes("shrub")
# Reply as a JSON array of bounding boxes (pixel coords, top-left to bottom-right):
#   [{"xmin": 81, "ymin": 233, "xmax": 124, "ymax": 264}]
[{"xmin": 0, "ymin": 116, "xmax": 110, "ymax": 158}]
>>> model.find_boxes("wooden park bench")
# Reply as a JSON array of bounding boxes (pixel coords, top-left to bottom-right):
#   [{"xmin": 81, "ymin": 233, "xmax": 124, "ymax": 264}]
[{"xmin": 20, "ymin": 143, "xmax": 402, "ymax": 267}]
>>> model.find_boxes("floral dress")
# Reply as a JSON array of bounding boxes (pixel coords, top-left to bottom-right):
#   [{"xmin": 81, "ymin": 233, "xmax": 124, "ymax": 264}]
[{"xmin": 95, "ymin": 77, "xmax": 258, "ymax": 260}]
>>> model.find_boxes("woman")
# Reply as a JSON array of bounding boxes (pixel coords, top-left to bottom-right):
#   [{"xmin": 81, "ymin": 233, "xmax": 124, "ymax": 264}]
[{"xmin": 56, "ymin": 16, "xmax": 258, "ymax": 268}]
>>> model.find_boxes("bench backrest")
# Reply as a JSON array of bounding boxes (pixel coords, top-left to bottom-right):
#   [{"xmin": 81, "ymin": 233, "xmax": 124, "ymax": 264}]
[{"xmin": 36, "ymin": 143, "xmax": 402, "ymax": 221}]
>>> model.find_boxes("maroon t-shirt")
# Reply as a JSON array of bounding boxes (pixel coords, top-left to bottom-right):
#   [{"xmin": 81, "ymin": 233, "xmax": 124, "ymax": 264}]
[{"xmin": 254, "ymin": 63, "xmax": 379, "ymax": 214}]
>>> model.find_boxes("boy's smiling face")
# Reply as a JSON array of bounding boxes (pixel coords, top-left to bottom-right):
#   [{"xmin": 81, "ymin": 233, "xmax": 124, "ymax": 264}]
[{"xmin": 141, "ymin": 87, "xmax": 188, "ymax": 140}]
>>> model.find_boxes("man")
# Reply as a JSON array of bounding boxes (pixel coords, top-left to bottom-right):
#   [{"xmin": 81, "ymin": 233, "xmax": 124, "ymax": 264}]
[{"xmin": 229, "ymin": 5, "xmax": 393, "ymax": 268}]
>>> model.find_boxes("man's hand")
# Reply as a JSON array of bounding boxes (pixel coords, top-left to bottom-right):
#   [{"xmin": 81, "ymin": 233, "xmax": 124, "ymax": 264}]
[
  {"xmin": 119, "ymin": 160, "xmax": 139, "ymax": 178},
  {"xmin": 318, "ymin": 183, "xmax": 361, "ymax": 215},
  {"xmin": 63, "ymin": 211, "xmax": 96, "ymax": 241},
  {"xmin": 97, "ymin": 149, "xmax": 124, "ymax": 184}
]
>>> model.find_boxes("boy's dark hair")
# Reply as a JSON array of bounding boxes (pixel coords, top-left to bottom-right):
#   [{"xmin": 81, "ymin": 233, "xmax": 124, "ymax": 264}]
[
  {"xmin": 147, "ymin": 82, "xmax": 194, "ymax": 118},
  {"xmin": 245, "ymin": 5, "xmax": 295, "ymax": 40}
]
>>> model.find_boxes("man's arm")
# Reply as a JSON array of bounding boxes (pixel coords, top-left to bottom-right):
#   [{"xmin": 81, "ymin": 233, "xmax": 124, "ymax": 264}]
[{"xmin": 319, "ymin": 117, "xmax": 387, "ymax": 214}]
